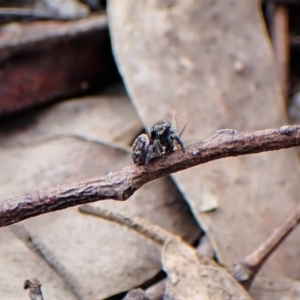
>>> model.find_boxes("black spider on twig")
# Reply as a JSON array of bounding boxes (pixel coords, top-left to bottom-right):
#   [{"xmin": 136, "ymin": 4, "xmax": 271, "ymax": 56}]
[{"xmin": 132, "ymin": 120, "xmax": 186, "ymax": 165}]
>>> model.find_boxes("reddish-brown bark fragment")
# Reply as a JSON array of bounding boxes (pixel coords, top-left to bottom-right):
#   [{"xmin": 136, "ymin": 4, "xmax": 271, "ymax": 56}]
[{"xmin": 0, "ymin": 15, "xmax": 119, "ymax": 117}]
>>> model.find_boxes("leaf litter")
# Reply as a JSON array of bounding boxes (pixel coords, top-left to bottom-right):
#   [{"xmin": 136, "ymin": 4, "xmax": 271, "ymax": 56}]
[
  {"xmin": 0, "ymin": 92, "xmax": 200, "ymax": 299},
  {"xmin": 108, "ymin": 0, "xmax": 300, "ymax": 298}
]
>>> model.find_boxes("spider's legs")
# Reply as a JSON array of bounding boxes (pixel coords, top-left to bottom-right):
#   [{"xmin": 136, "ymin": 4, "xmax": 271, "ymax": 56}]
[
  {"xmin": 165, "ymin": 135, "xmax": 175, "ymax": 153},
  {"xmin": 173, "ymin": 135, "xmax": 185, "ymax": 152},
  {"xmin": 145, "ymin": 140, "xmax": 163, "ymax": 165}
]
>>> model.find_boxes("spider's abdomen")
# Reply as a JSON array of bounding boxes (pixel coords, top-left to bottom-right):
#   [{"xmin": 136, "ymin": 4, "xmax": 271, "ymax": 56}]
[{"xmin": 131, "ymin": 134, "xmax": 150, "ymax": 164}]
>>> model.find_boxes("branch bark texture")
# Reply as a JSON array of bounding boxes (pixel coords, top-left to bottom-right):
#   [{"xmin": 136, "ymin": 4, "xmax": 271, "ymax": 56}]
[{"xmin": 0, "ymin": 125, "xmax": 299, "ymax": 227}]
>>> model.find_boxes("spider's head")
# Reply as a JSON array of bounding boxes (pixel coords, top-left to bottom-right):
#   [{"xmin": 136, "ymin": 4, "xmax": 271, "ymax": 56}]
[{"xmin": 150, "ymin": 120, "xmax": 172, "ymax": 140}]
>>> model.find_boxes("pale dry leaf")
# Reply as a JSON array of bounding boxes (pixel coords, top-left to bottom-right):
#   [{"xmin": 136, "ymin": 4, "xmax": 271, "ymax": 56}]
[
  {"xmin": 0, "ymin": 228, "xmax": 76, "ymax": 300},
  {"xmin": 123, "ymin": 288, "xmax": 150, "ymax": 300},
  {"xmin": 198, "ymin": 265, "xmax": 253, "ymax": 300},
  {"xmin": 162, "ymin": 237, "xmax": 253, "ymax": 300},
  {"xmin": 251, "ymin": 276, "xmax": 300, "ymax": 300},
  {"xmin": 42, "ymin": 0, "xmax": 90, "ymax": 19},
  {"xmin": 197, "ymin": 235, "xmax": 215, "ymax": 259},
  {"xmin": 0, "ymin": 95, "xmax": 142, "ymax": 149},
  {"xmin": 144, "ymin": 278, "xmax": 166, "ymax": 300},
  {"xmin": 108, "ymin": 0, "xmax": 300, "ymax": 291},
  {"xmin": 162, "ymin": 237, "xmax": 210, "ymax": 300}
]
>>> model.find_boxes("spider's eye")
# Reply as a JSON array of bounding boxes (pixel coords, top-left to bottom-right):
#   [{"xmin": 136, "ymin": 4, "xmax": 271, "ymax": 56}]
[{"xmin": 158, "ymin": 128, "xmax": 165, "ymax": 135}]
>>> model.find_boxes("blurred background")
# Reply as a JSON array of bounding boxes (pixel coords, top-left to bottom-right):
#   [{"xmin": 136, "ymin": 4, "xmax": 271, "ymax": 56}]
[{"xmin": 1, "ymin": 1, "xmax": 300, "ymax": 300}]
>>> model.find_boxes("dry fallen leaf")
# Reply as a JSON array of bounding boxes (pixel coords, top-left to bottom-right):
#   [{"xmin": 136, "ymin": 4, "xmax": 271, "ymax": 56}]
[
  {"xmin": 79, "ymin": 205, "xmax": 254, "ymax": 299},
  {"xmin": 108, "ymin": 2, "xmax": 300, "ymax": 295},
  {"xmin": 251, "ymin": 276, "xmax": 300, "ymax": 300},
  {"xmin": 162, "ymin": 237, "xmax": 253, "ymax": 300},
  {"xmin": 0, "ymin": 95, "xmax": 142, "ymax": 149},
  {"xmin": 162, "ymin": 237, "xmax": 210, "ymax": 300},
  {"xmin": 0, "ymin": 228, "xmax": 77, "ymax": 300}
]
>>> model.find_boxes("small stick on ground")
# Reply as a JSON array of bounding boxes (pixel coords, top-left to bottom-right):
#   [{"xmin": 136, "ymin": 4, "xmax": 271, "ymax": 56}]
[
  {"xmin": 79, "ymin": 204, "xmax": 173, "ymax": 246},
  {"xmin": 11, "ymin": 224, "xmax": 84, "ymax": 300},
  {"xmin": 232, "ymin": 204, "xmax": 300, "ymax": 289},
  {"xmin": 79, "ymin": 205, "xmax": 172, "ymax": 300},
  {"xmin": 79, "ymin": 204, "xmax": 218, "ymax": 269},
  {"xmin": 24, "ymin": 278, "xmax": 44, "ymax": 300}
]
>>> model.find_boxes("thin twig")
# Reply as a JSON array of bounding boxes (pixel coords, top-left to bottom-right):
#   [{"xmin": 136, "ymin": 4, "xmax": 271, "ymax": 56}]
[
  {"xmin": 0, "ymin": 8, "xmax": 69, "ymax": 20},
  {"xmin": 82, "ymin": 204, "xmax": 300, "ymax": 293},
  {"xmin": 11, "ymin": 224, "xmax": 84, "ymax": 300},
  {"xmin": 1, "ymin": 124, "xmax": 300, "ymax": 227},
  {"xmin": 233, "ymin": 205, "xmax": 300, "ymax": 289},
  {"xmin": 271, "ymin": 3, "xmax": 290, "ymax": 102},
  {"xmin": 79, "ymin": 205, "xmax": 172, "ymax": 245},
  {"xmin": 24, "ymin": 279, "xmax": 44, "ymax": 300},
  {"xmin": 79, "ymin": 205, "xmax": 179, "ymax": 300}
]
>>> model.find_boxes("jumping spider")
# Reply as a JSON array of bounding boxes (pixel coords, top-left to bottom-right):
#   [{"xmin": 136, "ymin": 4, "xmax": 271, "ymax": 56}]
[{"xmin": 132, "ymin": 120, "xmax": 185, "ymax": 165}]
